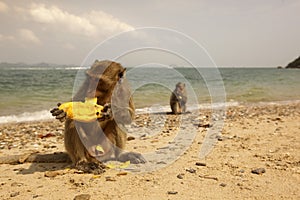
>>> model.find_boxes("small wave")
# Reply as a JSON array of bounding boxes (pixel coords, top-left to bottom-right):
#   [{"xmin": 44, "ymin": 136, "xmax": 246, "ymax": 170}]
[
  {"xmin": 135, "ymin": 101, "xmax": 239, "ymax": 114},
  {"xmin": 0, "ymin": 110, "xmax": 52, "ymax": 124}
]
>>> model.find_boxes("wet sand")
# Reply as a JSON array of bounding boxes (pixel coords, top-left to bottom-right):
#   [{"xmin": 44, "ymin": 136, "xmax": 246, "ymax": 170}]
[{"xmin": 0, "ymin": 102, "xmax": 299, "ymax": 199}]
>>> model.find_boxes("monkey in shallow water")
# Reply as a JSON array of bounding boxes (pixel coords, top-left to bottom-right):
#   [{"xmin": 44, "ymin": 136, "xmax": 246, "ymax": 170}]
[
  {"xmin": 51, "ymin": 60, "xmax": 146, "ymax": 167},
  {"xmin": 170, "ymin": 82, "xmax": 187, "ymax": 114}
]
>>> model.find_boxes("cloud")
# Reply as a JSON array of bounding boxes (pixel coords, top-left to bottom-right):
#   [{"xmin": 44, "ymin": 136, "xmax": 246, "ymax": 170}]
[
  {"xmin": 0, "ymin": 1, "xmax": 8, "ymax": 13},
  {"xmin": 28, "ymin": 4, "xmax": 134, "ymax": 37},
  {"xmin": 0, "ymin": 34, "xmax": 14, "ymax": 41},
  {"xmin": 19, "ymin": 28, "xmax": 41, "ymax": 44}
]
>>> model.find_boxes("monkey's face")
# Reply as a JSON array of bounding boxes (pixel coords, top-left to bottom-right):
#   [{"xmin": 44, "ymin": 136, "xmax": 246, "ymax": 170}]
[
  {"xmin": 175, "ymin": 83, "xmax": 185, "ymax": 96},
  {"xmin": 85, "ymin": 64, "xmax": 128, "ymax": 106}
]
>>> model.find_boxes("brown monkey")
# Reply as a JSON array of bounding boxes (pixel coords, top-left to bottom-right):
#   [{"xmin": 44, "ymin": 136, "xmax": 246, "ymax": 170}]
[
  {"xmin": 170, "ymin": 82, "xmax": 187, "ymax": 114},
  {"xmin": 51, "ymin": 60, "xmax": 145, "ymax": 167}
]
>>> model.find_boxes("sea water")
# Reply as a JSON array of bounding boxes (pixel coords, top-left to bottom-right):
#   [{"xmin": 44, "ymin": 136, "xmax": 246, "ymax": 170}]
[{"xmin": 0, "ymin": 65, "xmax": 299, "ymax": 123}]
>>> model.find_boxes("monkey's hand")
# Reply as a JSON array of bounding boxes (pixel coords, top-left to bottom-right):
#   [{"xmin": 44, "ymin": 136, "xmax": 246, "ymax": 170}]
[
  {"xmin": 50, "ymin": 103, "xmax": 67, "ymax": 122},
  {"xmin": 98, "ymin": 103, "xmax": 112, "ymax": 121}
]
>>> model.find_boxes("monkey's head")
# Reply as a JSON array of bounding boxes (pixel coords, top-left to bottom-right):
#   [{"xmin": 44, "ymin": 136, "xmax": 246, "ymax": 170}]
[
  {"xmin": 175, "ymin": 82, "xmax": 185, "ymax": 95},
  {"xmin": 84, "ymin": 60, "xmax": 127, "ymax": 105}
]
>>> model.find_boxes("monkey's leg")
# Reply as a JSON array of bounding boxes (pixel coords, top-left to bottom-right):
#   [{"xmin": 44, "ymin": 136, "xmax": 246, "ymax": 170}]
[{"xmin": 107, "ymin": 121, "xmax": 146, "ymax": 164}]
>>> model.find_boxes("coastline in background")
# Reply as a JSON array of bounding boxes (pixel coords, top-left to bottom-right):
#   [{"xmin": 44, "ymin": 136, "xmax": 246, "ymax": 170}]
[{"xmin": 0, "ymin": 66, "xmax": 299, "ymax": 124}]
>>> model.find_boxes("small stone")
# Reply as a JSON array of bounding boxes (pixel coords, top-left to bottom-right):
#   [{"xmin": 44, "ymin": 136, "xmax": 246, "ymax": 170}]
[
  {"xmin": 167, "ymin": 191, "xmax": 178, "ymax": 195},
  {"xmin": 251, "ymin": 168, "xmax": 266, "ymax": 175},
  {"xmin": 220, "ymin": 183, "xmax": 226, "ymax": 187},
  {"xmin": 10, "ymin": 192, "xmax": 20, "ymax": 197},
  {"xmin": 44, "ymin": 171, "xmax": 60, "ymax": 178},
  {"xmin": 177, "ymin": 174, "xmax": 184, "ymax": 179},
  {"xmin": 239, "ymin": 169, "xmax": 245, "ymax": 173},
  {"xmin": 105, "ymin": 176, "xmax": 116, "ymax": 181},
  {"xmin": 186, "ymin": 168, "xmax": 196, "ymax": 173},
  {"xmin": 195, "ymin": 162, "xmax": 206, "ymax": 166},
  {"xmin": 73, "ymin": 194, "xmax": 91, "ymax": 200},
  {"xmin": 33, "ymin": 195, "xmax": 39, "ymax": 198},
  {"xmin": 117, "ymin": 172, "xmax": 127, "ymax": 176},
  {"xmin": 127, "ymin": 136, "xmax": 135, "ymax": 141}
]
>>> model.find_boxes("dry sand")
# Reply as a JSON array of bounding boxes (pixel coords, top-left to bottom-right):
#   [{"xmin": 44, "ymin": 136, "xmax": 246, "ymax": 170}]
[{"xmin": 0, "ymin": 102, "xmax": 299, "ymax": 200}]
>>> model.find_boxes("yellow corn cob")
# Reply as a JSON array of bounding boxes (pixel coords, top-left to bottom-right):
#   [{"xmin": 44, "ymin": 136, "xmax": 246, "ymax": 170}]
[{"xmin": 58, "ymin": 98, "xmax": 104, "ymax": 122}]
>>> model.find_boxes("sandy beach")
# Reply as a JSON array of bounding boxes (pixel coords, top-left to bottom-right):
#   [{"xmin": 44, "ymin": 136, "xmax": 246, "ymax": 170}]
[{"xmin": 0, "ymin": 102, "xmax": 299, "ymax": 200}]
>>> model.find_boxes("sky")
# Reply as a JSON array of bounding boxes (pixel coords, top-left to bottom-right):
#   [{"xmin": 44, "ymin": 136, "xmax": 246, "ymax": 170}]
[{"xmin": 0, "ymin": 0, "xmax": 299, "ymax": 67}]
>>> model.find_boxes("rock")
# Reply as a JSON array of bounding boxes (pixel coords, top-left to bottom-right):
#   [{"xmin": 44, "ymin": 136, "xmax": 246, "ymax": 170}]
[
  {"xmin": 105, "ymin": 176, "xmax": 116, "ymax": 181},
  {"xmin": 186, "ymin": 168, "xmax": 196, "ymax": 173},
  {"xmin": 167, "ymin": 191, "xmax": 178, "ymax": 195},
  {"xmin": 195, "ymin": 162, "xmax": 206, "ymax": 166},
  {"xmin": 177, "ymin": 174, "xmax": 184, "ymax": 179},
  {"xmin": 251, "ymin": 168, "xmax": 266, "ymax": 175},
  {"xmin": 286, "ymin": 56, "xmax": 300, "ymax": 69},
  {"xmin": 10, "ymin": 192, "xmax": 20, "ymax": 197},
  {"xmin": 127, "ymin": 136, "xmax": 135, "ymax": 141},
  {"xmin": 220, "ymin": 183, "xmax": 226, "ymax": 187},
  {"xmin": 44, "ymin": 171, "xmax": 60, "ymax": 178},
  {"xmin": 73, "ymin": 194, "xmax": 91, "ymax": 200}
]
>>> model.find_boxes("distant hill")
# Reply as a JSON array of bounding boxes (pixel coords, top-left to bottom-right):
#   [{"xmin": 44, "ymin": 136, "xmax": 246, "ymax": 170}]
[
  {"xmin": 286, "ymin": 56, "xmax": 300, "ymax": 69},
  {"xmin": 0, "ymin": 62, "xmax": 78, "ymax": 68}
]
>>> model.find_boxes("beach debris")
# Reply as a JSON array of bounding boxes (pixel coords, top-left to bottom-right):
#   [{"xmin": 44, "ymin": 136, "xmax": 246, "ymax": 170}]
[
  {"xmin": 251, "ymin": 168, "xmax": 266, "ymax": 175},
  {"xmin": 73, "ymin": 194, "xmax": 91, "ymax": 200},
  {"xmin": 220, "ymin": 183, "xmax": 227, "ymax": 187},
  {"xmin": 105, "ymin": 176, "xmax": 116, "ymax": 181},
  {"xmin": 95, "ymin": 145, "xmax": 104, "ymax": 154},
  {"xmin": 185, "ymin": 168, "xmax": 196, "ymax": 173},
  {"xmin": 106, "ymin": 161, "xmax": 130, "ymax": 169},
  {"xmin": 37, "ymin": 133, "xmax": 55, "ymax": 139},
  {"xmin": 44, "ymin": 171, "xmax": 61, "ymax": 178},
  {"xmin": 117, "ymin": 171, "xmax": 128, "ymax": 176},
  {"xmin": 127, "ymin": 136, "xmax": 135, "ymax": 141},
  {"xmin": 177, "ymin": 173, "xmax": 184, "ymax": 179},
  {"xmin": 199, "ymin": 174, "xmax": 218, "ymax": 181},
  {"xmin": 195, "ymin": 162, "xmax": 206, "ymax": 166},
  {"xmin": 10, "ymin": 192, "xmax": 20, "ymax": 197},
  {"xmin": 167, "ymin": 191, "xmax": 178, "ymax": 195},
  {"xmin": 198, "ymin": 123, "xmax": 211, "ymax": 128}
]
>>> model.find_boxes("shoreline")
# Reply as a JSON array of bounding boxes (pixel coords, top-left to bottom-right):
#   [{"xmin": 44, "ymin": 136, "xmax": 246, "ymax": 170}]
[
  {"xmin": 1, "ymin": 99, "xmax": 300, "ymax": 125},
  {"xmin": 0, "ymin": 102, "xmax": 299, "ymax": 199}
]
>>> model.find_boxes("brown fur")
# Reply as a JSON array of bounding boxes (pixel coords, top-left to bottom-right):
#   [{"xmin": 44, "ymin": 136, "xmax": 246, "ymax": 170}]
[
  {"xmin": 170, "ymin": 82, "xmax": 187, "ymax": 114},
  {"xmin": 64, "ymin": 60, "xmax": 145, "ymax": 166}
]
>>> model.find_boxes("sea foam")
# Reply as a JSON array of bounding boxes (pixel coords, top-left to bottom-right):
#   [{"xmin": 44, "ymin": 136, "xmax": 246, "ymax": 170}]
[{"xmin": 0, "ymin": 110, "xmax": 52, "ymax": 124}]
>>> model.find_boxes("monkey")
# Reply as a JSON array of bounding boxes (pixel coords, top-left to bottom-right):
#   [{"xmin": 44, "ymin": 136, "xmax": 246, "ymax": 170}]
[
  {"xmin": 51, "ymin": 60, "xmax": 146, "ymax": 169},
  {"xmin": 170, "ymin": 82, "xmax": 187, "ymax": 114}
]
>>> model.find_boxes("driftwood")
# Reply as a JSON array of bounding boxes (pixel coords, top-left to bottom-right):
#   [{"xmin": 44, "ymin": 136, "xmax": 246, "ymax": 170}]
[{"xmin": 0, "ymin": 152, "xmax": 71, "ymax": 164}]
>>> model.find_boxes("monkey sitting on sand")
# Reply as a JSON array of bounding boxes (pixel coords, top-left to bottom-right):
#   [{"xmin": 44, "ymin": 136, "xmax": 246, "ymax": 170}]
[
  {"xmin": 51, "ymin": 60, "xmax": 146, "ymax": 169},
  {"xmin": 170, "ymin": 82, "xmax": 187, "ymax": 114}
]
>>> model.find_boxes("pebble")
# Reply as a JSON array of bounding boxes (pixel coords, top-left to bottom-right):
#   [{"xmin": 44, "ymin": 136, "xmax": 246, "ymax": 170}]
[
  {"xmin": 251, "ymin": 168, "xmax": 266, "ymax": 175},
  {"xmin": 186, "ymin": 168, "xmax": 196, "ymax": 173},
  {"xmin": 10, "ymin": 192, "xmax": 20, "ymax": 197},
  {"xmin": 177, "ymin": 174, "xmax": 184, "ymax": 179},
  {"xmin": 195, "ymin": 162, "xmax": 206, "ymax": 166},
  {"xmin": 73, "ymin": 194, "xmax": 91, "ymax": 200},
  {"xmin": 167, "ymin": 191, "xmax": 178, "ymax": 195},
  {"xmin": 44, "ymin": 171, "xmax": 60, "ymax": 178},
  {"xmin": 220, "ymin": 183, "xmax": 227, "ymax": 187},
  {"xmin": 127, "ymin": 136, "xmax": 135, "ymax": 141},
  {"xmin": 105, "ymin": 176, "xmax": 116, "ymax": 181}
]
